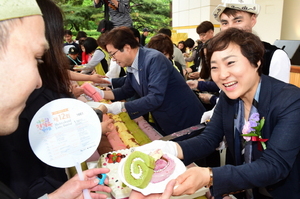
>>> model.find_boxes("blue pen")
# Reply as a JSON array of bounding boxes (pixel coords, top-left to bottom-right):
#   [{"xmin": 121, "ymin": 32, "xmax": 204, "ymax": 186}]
[{"xmin": 97, "ymin": 173, "xmax": 107, "ymax": 185}]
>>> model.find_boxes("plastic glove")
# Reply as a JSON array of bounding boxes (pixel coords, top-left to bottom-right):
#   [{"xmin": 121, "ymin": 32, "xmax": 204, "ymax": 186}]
[
  {"xmin": 94, "ymin": 86, "xmax": 105, "ymax": 98},
  {"xmin": 134, "ymin": 140, "xmax": 178, "ymax": 157},
  {"xmin": 105, "ymin": 102, "xmax": 123, "ymax": 115}
]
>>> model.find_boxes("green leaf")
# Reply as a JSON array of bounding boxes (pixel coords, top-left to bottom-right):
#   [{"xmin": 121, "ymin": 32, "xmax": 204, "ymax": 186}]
[
  {"xmin": 253, "ymin": 118, "xmax": 265, "ymax": 134},
  {"xmin": 241, "ymin": 133, "xmax": 258, "ymax": 137}
]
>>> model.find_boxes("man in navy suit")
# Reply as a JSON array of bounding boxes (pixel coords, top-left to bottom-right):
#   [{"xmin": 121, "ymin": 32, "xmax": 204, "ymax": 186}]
[{"xmin": 98, "ymin": 27, "xmax": 205, "ymax": 137}]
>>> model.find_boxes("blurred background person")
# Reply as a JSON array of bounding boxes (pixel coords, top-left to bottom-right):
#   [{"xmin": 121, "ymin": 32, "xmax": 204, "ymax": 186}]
[
  {"xmin": 140, "ymin": 28, "xmax": 150, "ymax": 46},
  {"xmin": 67, "ymin": 46, "xmax": 81, "ymax": 71},
  {"xmin": 177, "ymin": 40, "xmax": 186, "ymax": 54},
  {"xmin": 148, "ymin": 33, "xmax": 184, "ymax": 76},
  {"xmin": 77, "ymin": 37, "xmax": 109, "ymax": 75},
  {"xmin": 94, "ymin": 0, "xmax": 132, "ymax": 27}
]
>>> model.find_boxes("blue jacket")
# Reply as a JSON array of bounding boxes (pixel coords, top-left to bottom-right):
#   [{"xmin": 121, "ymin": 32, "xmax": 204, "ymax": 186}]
[
  {"xmin": 113, "ymin": 47, "xmax": 205, "ymax": 136},
  {"xmin": 179, "ymin": 75, "xmax": 300, "ymax": 198}
]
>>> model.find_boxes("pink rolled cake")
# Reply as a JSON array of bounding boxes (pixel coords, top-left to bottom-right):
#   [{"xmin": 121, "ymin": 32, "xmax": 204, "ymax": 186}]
[
  {"xmin": 123, "ymin": 149, "xmax": 176, "ymax": 186},
  {"xmin": 102, "ymin": 114, "xmax": 127, "ymax": 151},
  {"xmin": 81, "ymin": 82, "xmax": 102, "ymax": 102},
  {"xmin": 133, "ymin": 116, "xmax": 162, "ymax": 141},
  {"xmin": 151, "ymin": 154, "xmax": 176, "ymax": 183}
]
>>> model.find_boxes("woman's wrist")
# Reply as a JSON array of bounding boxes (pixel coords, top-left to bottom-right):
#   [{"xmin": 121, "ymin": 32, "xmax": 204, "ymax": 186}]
[{"xmin": 205, "ymin": 167, "xmax": 213, "ymax": 188}]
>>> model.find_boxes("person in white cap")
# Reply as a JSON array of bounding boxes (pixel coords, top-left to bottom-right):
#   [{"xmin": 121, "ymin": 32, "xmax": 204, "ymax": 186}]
[
  {"xmin": 199, "ymin": 0, "xmax": 291, "ymax": 110},
  {"xmin": 0, "ymin": 0, "xmax": 111, "ymax": 199},
  {"xmin": 212, "ymin": 0, "xmax": 291, "ymax": 83}
]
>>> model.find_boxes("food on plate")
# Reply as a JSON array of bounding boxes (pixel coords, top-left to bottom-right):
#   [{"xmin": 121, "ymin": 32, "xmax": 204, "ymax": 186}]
[
  {"xmin": 123, "ymin": 149, "xmax": 176, "ymax": 189},
  {"xmin": 150, "ymin": 150, "xmax": 176, "ymax": 183},
  {"xmin": 73, "ymin": 65, "xmax": 85, "ymax": 70},
  {"xmin": 99, "ymin": 148, "xmax": 134, "ymax": 199},
  {"xmin": 124, "ymin": 151, "xmax": 155, "ymax": 189}
]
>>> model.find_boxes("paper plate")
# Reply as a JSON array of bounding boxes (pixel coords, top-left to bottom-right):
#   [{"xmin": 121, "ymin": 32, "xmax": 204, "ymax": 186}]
[
  {"xmin": 118, "ymin": 150, "xmax": 186, "ymax": 196},
  {"xmin": 73, "ymin": 65, "xmax": 86, "ymax": 70},
  {"xmin": 29, "ymin": 98, "xmax": 102, "ymax": 168}
]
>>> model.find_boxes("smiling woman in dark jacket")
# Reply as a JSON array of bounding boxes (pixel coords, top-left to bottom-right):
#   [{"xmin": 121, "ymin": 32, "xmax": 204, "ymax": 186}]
[{"xmin": 131, "ymin": 28, "xmax": 300, "ymax": 199}]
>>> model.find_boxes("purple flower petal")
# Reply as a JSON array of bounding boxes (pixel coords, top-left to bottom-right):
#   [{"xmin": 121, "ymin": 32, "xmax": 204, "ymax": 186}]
[
  {"xmin": 249, "ymin": 120, "xmax": 257, "ymax": 128},
  {"xmin": 242, "ymin": 122, "xmax": 251, "ymax": 134},
  {"xmin": 250, "ymin": 113, "xmax": 260, "ymax": 122}
]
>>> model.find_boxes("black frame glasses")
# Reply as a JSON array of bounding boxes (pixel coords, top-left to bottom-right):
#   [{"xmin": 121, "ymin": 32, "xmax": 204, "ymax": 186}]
[{"xmin": 109, "ymin": 49, "xmax": 120, "ymax": 58}]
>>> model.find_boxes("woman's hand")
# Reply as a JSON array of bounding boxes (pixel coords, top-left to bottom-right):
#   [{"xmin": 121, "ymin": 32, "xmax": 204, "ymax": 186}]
[
  {"xmin": 48, "ymin": 168, "xmax": 111, "ymax": 199},
  {"xmin": 173, "ymin": 167, "xmax": 210, "ymax": 196},
  {"xmin": 71, "ymin": 84, "xmax": 84, "ymax": 98},
  {"xmin": 199, "ymin": 93, "xmax": 213, "ymax": 104},
  {"xmin": 186, "ymin": 80, "xmax": 198, "ymax": 90},
  {"xmin": 188, "ymin": 72, "xmax": 200, "ymax": 79},
  {"xmin": 101, "ymin": 118, "xmax": 114, "ymax": 134},
  {"xmin": 90, "ymin": 74, "xmax": 111, "ymax": 84}
]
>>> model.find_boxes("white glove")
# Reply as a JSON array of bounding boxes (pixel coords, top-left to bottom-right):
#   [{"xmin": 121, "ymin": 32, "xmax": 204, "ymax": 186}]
[
  {"xmin": 106, "ymin": 102, "xmax": 123, "ymax": 115},
  {"xmin": 134, "ymin": 140, "xmax": 178, "ymax": 157},
  {"xmin": 200, "ymin": 106, "xmax": 215, "ymax": 123},
  {"xmin": 86, "ymin": 101, "xmax": 106, "ymax": 109},
  {"xmin": 94, "ymin": 86, "xmax": 105, "ymax": 98}
]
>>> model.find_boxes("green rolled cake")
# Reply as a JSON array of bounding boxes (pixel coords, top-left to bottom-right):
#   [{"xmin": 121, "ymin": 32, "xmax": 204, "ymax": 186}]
[
  {"xmin": 124, "ymin": 151, "xmax": 155, "ymax": 189},
  {"xmin": 119, "ymin": 112, "xmax": 152, "ymax": 145}
]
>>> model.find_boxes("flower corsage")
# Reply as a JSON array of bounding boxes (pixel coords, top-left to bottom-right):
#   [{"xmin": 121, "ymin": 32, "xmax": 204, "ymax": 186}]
[{"xmin": 242, "ymin": 113, "xmax": 268, "ymax": 151}]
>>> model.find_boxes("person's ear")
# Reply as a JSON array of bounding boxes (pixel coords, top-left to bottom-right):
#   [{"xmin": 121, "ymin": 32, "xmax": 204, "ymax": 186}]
[
  {"xmin": 251, "ymin": 14, "xmax": 257, "ymax": 28},
  {"xmin": 256, "ymin": 60, "xmax": 261, "ymax": 71},
  {"xmin": 123, "ymin": 44, "xmax": 133, "ymax": 53}
]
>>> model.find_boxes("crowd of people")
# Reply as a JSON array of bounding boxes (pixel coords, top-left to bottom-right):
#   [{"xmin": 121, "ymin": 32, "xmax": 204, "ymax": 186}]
[{"xmin": 0, "ymin": 0, "xmax": 299, "ymax": 199}]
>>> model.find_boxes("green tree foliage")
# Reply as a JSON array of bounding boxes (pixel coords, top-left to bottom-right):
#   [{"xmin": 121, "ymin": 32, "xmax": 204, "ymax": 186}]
[
  {"xmin": 56, "ymin": 0, "xmax": 100, "ymax": 31},
  {"xmin": 56, "ymin": 0, "xmax": 171, "ymax": 33},
  {"xmin": 131, "ymin": 0, "xmax": 171, "ymax": 31}
]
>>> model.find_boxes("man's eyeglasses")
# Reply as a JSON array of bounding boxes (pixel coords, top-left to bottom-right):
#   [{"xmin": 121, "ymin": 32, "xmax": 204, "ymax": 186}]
[{"xmin": 109, "ymin": 49, "xmax": 120, "ymax": 59}]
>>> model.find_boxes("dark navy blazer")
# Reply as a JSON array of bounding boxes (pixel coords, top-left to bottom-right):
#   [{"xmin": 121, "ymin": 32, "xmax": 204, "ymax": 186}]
[{"xmin": 113, "ymin": 47, "xmax": 205, "ymax": 136}]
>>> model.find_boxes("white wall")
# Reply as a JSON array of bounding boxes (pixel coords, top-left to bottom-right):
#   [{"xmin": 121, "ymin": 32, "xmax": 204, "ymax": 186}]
[
  {"xmin": 172, "ymin": 0, "xmax": 220, "ymax": 42},
  {"xmin": 254, "ymin": 0, "xmax": 284, "ymax": 44},
  {"xmin": 282, "ymin": 0, "xmax": 300, "ymax": 40}
]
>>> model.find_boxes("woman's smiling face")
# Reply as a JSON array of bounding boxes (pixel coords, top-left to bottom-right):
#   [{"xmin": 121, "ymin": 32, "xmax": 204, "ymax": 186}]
[{"xmin": 210, "ymin": 43, "xmax": 260, "ymax": 102}]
